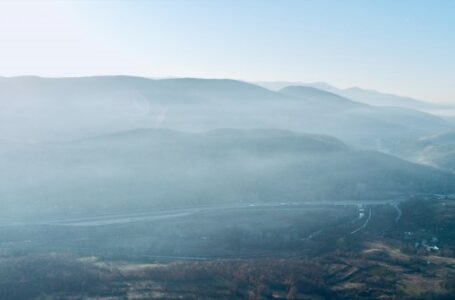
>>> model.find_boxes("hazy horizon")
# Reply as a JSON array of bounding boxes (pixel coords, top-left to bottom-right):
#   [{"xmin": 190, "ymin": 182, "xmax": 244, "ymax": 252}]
[{"xmin": 1, "ymin": 0, "xmax": 454, "ymax": 103}]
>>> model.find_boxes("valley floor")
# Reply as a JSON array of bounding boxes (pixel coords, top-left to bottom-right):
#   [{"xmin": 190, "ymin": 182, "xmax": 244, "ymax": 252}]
[{"xmin": 1, "ymin": 198, "xmax": 454, "ymax": 299}]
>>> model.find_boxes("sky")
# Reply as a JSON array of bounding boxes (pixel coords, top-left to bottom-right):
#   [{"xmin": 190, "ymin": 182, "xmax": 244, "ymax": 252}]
[{"xmin": 0, "ymin": 0, "xmax": 454, "ymax": 103}]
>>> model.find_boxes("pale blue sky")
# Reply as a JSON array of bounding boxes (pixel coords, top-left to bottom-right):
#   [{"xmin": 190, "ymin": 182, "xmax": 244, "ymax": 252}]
[{"xmin": 0, "ymin": 0, "xmax": 454, "ymax": 102}]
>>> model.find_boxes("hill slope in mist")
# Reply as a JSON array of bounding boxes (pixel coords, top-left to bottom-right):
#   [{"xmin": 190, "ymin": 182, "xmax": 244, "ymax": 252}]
[
  {"xmin": 1, "ymin": 129, "xmax": 454, "ymax": 219},
  {"xmin": 278, "ymin": 85, "xmax": 451, "ymax": 149},
  {"xmin": 390, "ymin": 131, "xmax": 455, "ymax": 172}
]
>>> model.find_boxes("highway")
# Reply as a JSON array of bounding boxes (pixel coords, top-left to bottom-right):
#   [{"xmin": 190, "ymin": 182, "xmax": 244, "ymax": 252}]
[{"xmin": 0, "ymin": 200, "xmax": 403, "ymax": 228}]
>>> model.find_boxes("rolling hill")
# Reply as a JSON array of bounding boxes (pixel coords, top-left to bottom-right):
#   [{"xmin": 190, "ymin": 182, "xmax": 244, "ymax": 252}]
[{"xmin": 1, "ymin": 129, "xmax": 454, "ymax": 219}]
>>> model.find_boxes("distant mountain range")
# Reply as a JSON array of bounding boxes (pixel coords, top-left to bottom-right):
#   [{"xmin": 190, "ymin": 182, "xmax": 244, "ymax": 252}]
[
  {"xmin": 0, "ymin": 76, "xmax": 451, "ymax": 150},
  {"xmin": 2, "ymin": 76, "xmax": 455, "ymax": 219}
]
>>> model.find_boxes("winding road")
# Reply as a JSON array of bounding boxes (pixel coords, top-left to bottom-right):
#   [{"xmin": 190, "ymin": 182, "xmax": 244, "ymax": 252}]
[{"xmin": 350, "ymin": 207, "xmax": 372, "ymax": 234}]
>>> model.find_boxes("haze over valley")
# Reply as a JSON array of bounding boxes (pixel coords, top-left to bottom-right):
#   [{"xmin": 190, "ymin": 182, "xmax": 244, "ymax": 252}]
[
  {"xmin": 2, "ymin": 1, "xmax": 455, "ymax": 299},
  {"xmin": 2, "ymin": 74, "xmax": 455, "ymax": 299}
]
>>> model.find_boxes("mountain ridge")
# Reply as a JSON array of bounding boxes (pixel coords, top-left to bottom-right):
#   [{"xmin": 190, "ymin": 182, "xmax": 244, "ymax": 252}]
[
  {"xmin": 0, "ymin": 76, "xmax": 451, "ymax": 150},
  {"xmin": 256, "ymin": 80, "xmax": 448, "ymax": 110}
]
